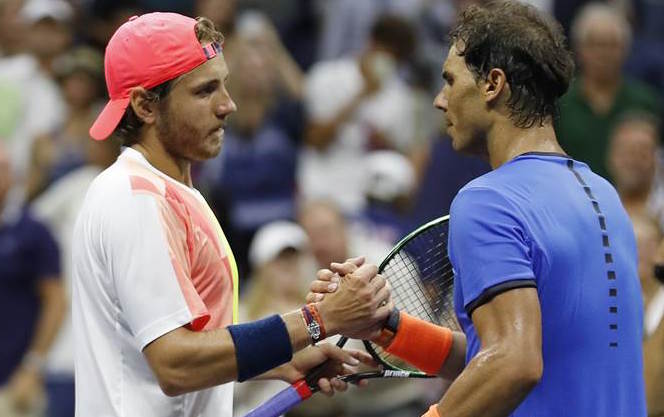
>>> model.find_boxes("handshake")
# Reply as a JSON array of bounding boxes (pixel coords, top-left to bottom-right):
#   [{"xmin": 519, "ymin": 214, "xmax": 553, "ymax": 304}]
[{"xmin": 304, "ymin": 256, "xmax": 394, "ymax": 341}]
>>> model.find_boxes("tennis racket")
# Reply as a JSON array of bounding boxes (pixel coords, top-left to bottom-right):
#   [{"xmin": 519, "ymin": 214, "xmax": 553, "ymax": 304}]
[{"xmin": 243, "ymin": 215, "xmax": 458, "ymax": 417}]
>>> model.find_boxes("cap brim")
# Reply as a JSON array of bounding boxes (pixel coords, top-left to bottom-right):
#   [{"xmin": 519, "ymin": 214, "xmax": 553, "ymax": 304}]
[{"xmin": 89, "ymin": 97, "xmax": 130, "ymax": 141}]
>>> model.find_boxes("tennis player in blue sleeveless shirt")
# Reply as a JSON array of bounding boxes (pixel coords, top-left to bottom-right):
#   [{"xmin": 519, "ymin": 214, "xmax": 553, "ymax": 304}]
[{"xmin": 428, "ymin": 2, "xmax": 646, "ymax": 416}]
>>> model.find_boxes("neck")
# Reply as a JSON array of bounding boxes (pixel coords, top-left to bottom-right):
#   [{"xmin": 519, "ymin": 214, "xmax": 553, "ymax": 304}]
[
  {"xmin": 132, "ymin": 135, "xmax": 192, "ymax": 187},
  {"xmin": 486, "ymin": 119, "xmax": 565, "ymax": 169}
]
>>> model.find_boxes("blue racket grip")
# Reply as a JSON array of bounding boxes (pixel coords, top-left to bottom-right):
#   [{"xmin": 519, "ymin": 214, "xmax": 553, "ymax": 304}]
[{"xmin": 243, "ymin": 381, "xmax": 312, "ymax": 417}]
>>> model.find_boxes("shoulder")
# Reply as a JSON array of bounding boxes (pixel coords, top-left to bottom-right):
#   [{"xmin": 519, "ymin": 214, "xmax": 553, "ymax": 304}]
[
  {"xmin": 453, "ymin": 169, "xmax": 515, "ymax": 205},
  {"xmin": 82, "ymin": 157, "xmax": 173, "ymax": 232},
  {"xmin": 451, "ymin": 184, "xmax": 516, "ymax": 220}
]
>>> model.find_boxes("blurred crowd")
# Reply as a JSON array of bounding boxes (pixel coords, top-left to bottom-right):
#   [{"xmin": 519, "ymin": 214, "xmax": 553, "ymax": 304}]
[{"xmin": 0, "ymin": 0, "xmax": 663, "ymax": 416}]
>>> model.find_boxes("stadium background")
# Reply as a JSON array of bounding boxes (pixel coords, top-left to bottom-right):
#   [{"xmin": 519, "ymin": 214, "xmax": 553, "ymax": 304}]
[{"xmin": 0, "ymin": 0, "xmax": 663, "ymax": 416}]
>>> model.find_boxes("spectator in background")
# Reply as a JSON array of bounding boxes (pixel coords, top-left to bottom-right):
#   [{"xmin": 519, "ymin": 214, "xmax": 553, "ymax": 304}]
[
  {"xmin": 607, "ymin": 113, "xmax": 664, "ymax": 228},
  {"xmin": 355, "ymin": 150, "xmax": 417, "ymax": 246},
  {"xmin": 27, "ymin": 47, "xmax": 105, "ymax": 200},
  {"xmin": 632, "ymin": 215, "xmax": 664, "ymax": 417},
  {"xmin": 20, "ymin": 0, "xmax": 73, "ymax": 76},
  {"xmin": 298, "ymin": 200, "xmax": 389, "ymax": 270},
  {"xmin": 300, "ymin": 14, "xmax": 428, "ymax": 214},
  {"xmin": 555, "ymin": 2, "xmax": 662, "ymax": 181},
  {"xmin": 233, "ymin": 221, "xmax": 313, "ymax": 417},
  {"xmin": 0, "ymin": 0, "xmax": 65, "ymax": 195},
  {"xmin": 31, "ymin": 136, "xmax": 120, "ymax": 417},
  {"xmin": 235, "ymin": 11, "xmax": 305, "ymax": 102},
  {"xmin": 0, "ymin": 143, "xmax": 65, "ymax": 417},
  {"xmin": 198, "ymin": 26, "xmax": 300, "ymax": 279}
]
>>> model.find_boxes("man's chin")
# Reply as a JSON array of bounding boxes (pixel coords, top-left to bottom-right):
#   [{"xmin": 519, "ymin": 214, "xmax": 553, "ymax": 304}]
[{"xmin": 449, "ymin": 134, "xmax": 463, "ymax": 151}]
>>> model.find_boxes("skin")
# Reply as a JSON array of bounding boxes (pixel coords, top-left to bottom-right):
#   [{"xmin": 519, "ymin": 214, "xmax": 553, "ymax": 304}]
[
  {"xmin": 311, "ymin": 42, "xmax": 560, "ymax": 416},
  {"xmin": 126, "ymin": 51, "xmax": 393, "ymax": 396},
  {"xmin": 434, "ymin": 45, "xmax": 565, "ymax": 169},
  {"xmin": 298, "ymin": 201, "xmax": 350, "ymax": 269},
  {"xmin": 607, "ymin": 120, "xmax": 659, "ymax": 218}
]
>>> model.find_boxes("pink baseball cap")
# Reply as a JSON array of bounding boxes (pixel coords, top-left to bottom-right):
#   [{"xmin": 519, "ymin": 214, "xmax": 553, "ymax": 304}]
[{"xmin": 90, "ymin": 12, "xmax": 222, "ymax": 141}]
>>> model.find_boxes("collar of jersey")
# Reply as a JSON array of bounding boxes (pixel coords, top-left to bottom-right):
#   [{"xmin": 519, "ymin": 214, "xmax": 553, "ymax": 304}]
[{"xmin": 120, "ymin": 147, "xmax": 202, "ymax": 198}]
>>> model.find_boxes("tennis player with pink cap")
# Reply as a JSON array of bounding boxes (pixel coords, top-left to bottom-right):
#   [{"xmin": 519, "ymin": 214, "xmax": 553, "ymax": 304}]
[{"xmin": 72, "ymin": 12, "xmax": 392, "ymax": 417}]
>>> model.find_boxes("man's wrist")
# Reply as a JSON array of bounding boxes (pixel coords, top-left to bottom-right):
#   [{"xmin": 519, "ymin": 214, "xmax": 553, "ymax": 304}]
[
  {"xmin": 301, "ymin": 304, "xmax": 328, "ymax": 344},
  {"xmin": 314, "ymin": 302, "xmax": 337, "ymax": 337},
  {"xmin": 372, "ymin": 308, "xmax": 400, "ymax": 347}
]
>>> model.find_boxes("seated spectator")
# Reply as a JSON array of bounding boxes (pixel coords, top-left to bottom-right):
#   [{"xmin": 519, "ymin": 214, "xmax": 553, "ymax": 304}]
[
  {"xmin": 555, "ymin": 2, "xmax": 662, "ymax": 181},
  {"xmin": 299, "ymin": 14, "xmax": 429, "ymax": 214},
  {"xmin": 0, "ymin": 143, "xmax": 65, "ymax": 417},
  {"xmin": 607, "ymin": 113, "xmax": 664, "ymax": 228}
]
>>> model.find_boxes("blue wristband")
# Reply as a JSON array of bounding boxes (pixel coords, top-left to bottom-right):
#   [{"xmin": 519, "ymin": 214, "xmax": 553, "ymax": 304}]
[{"xmin": 227, "ymin": 315, "xmax": 293, "ymax": 382}]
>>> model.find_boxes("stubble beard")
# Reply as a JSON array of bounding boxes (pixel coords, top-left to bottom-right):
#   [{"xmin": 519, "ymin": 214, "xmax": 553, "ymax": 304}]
[{"xmin": 156, "ymin": 106, "xmax": 220, "ymax": 162}]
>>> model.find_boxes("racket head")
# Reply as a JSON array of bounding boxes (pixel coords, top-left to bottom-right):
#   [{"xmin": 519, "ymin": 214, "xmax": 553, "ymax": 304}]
[{"xmin": 369, "ymin": 215, "xmax": 458, "ymax": 373}]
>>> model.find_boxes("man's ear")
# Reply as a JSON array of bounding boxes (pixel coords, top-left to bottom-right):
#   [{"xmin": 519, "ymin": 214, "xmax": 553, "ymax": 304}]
[
  {"xmin": 483, "ymin": 68, "xmax": 508, "ymax": 105},
  {"xmin": 129, "ymin": 87, "xmax": 158, "ymax": 125}
]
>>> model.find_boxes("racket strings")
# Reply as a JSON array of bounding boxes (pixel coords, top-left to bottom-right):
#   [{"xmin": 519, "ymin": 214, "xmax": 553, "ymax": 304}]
[{"xmin": 373, "ymin": 222, "xmax": 458, "ymax": 372}]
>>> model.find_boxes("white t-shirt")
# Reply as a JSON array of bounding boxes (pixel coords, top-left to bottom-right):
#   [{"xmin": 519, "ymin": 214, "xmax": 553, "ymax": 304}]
[{"xmin": 72, "ymin": 148, "xmax": 238, "ymax": 417}]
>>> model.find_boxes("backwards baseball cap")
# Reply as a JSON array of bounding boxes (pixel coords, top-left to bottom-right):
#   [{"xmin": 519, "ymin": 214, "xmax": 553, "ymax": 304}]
[{"xmin": 90, "ymin": 12, "xmax": 223, "ymax": 141}]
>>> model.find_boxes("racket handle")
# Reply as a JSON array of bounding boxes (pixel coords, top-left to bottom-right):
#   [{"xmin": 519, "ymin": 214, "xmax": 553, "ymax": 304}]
[
  {"xmin": 243, "ymin": 381, "xmax": 312, "ymax": 417},
  {"xmin": 304, "ymin": 336, "xmax": 349, "ymax": 386}
]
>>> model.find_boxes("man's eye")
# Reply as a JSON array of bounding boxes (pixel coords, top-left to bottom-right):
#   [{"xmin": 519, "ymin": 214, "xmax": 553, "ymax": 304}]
[{"xmin": 197, "ymin": 86, "xmax": 215, "ymax": 96}]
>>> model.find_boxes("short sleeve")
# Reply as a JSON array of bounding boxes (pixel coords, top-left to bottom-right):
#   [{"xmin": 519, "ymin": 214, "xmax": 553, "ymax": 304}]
[
  {"xmin": 105, "ymin": 192, "xmax": 210, "ymax": 350},
  {"xmin": 449, "ymin": 187, "xmax": 536, "ymax": 315}
]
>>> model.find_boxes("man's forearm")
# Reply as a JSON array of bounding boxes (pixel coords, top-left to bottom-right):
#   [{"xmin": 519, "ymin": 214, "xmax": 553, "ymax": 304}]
[
  {"xmin": 144, "ymin": 310, "xmax": 316, "ymax": 396},
  {"xmin": 435, "ymin": 344, "xmax": 541, "ymax": 417}
]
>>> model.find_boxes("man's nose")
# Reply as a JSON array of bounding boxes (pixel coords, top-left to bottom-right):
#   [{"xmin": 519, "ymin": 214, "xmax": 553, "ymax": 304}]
[{"xmin": 433, "ymin": 91, "xmax": 448, "ymax": 112}]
